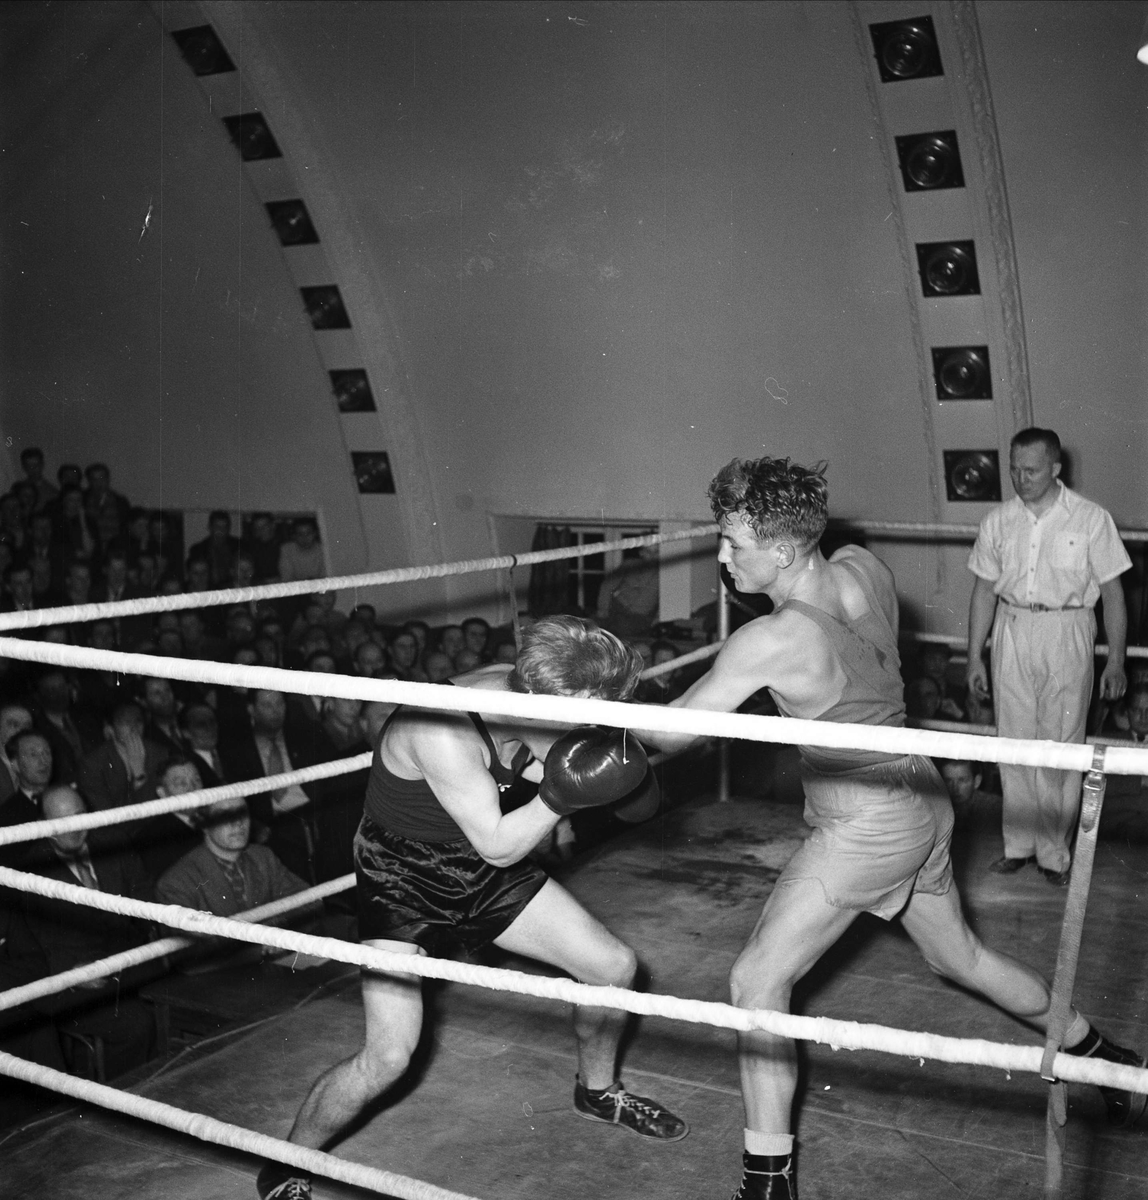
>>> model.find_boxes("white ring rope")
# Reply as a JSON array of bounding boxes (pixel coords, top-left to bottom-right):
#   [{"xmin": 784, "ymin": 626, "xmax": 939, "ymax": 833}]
[
  {"xmin": 0, "ymin": 525, "xmax": 718, "ymax": 633},
  {"xmin": 0, "ymin": 875, "xmax": 354, "ymax": 1012},
  {"xmin": 905, "ymin": 629, "xmax": 1145, "ymax": 659},
  {"xmin": 1, "ymin": 865, "xmax": 1144, "ymax": 1094},
  {"xmin": 2, "ymin": 637, "xmax": 1147, "ymax": 776},
  {"xmin": 637, "ymin": 639, "xmax": 723, "ymax": 680},
  {"xmin": 834, "ymin": 519, "xmax": 1148, "ymax": 544},
  {"xmin": 0, "ymin": 1050, "xmax": 480, "ymax": 1200},
  {"xmin": 0, "ymin": 752, "xmax": 372, "ymax": 846}
]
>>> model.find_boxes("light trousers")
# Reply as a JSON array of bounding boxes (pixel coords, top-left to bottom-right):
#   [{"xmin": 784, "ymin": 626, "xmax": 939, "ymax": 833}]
[{"xmin": 990, "ymin": 605, "xmax": 1095, "ymax": 872}]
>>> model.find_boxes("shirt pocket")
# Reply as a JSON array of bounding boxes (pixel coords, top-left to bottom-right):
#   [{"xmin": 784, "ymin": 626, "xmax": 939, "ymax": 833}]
[{"xmin": 1050, "ymin": 531, "xmax": 1088, "ymax": 574}]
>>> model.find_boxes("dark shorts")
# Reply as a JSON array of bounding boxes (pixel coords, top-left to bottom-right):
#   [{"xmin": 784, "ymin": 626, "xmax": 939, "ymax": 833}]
[
  {"xmin": 775, "ymin": 754, "xmax": 954, "ymax": 920},
  {"xmin": 354, "ymin": 813, "xmax": 549, "ymax": 957}
]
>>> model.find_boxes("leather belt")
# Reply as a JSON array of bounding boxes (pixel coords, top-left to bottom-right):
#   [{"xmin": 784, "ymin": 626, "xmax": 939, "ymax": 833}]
[{"xmin": 1002, "ymin": 600, "xmax": 1085, "ymax": 613}]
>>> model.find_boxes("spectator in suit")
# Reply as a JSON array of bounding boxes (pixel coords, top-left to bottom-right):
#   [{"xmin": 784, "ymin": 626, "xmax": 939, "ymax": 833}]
[
  {"xmin": 277, "ymin": 517, "xmax": 324, "ymax": 584},
  {"xmin": 491, "ymin": 637, "xmax": 518, "ymax": 666},
  {"xmin": 82, "ymin": 463, "xmax": 130, "ymax": 533},
  {"xmin": 312, "ymin": 697, "xmax": 370, "ymax": 892},
  {"xmin": 287, "ymin": 652, "xmax": 331, "ymax": 732},
  {"xmin": 140, "ymin": 677, "xmax": 184, "ymax": 759},
  {"xmin": 32, "ymin": 670, "xmax": 100, "ymax": 785},
  {"xmin": 461, "ymin": 617, "xmax": 491, "ymax": 662},
  {"xmin": 43, "ymin": 463, "xmax": 82, "ymax": 520},
  {"xmin": 187, "ymin": 510, "xmax": 240, "ymax": 589},
  {"xmin": 402, "ymin": 618, "xmax": 429, "ymax": 659},
  {"xmin": 246, "ymin": 512, "xmax": 282, "ymax": 583},
  {"xmin": 19, "ymin": 448, "xmax": 58, "ymax": 512},
  {"xmin": 454, "ymin": 648, "xmax": 482, "ymax": 674},
  {"xmin": 132, "ymin": 549, "xmax": 159, "ymax": 596},
  {"xmin": 438, "ymin": 624, "xmax": 465, "ymax": 663},
  {"xmin": 0, "ymin": 705, "xmax": 34, "ymax": 805},
  {"xmin": 136, "ymin": 757, "xmax": 207, "ymax": 882},
  {"xmin": 157, "ymin": 797, "xmax": 310, "ymax": 920},
  {"xmin": 74, "ymin": 620, "xmax": 133, "ymax": 719},
  {"xmin": 185, "ymin": 557, "xmax": 212, "ymax": 596},
  {"xmin": 352, "ymin": 639, "xmax": 390, "ymax": 679},
  {"xmin": 0, "ymin": 492, "xmax": 27, "ymax": 555},
  {"xmin": 26, "ymin": 511, "xmax": 64, "ymax": 596},
  {"xmin": 225, "ymin": 607, "xmax": 257, "ymax": 656},
  {"xmin": 12, "ymin": 481, "xmax": 37, "ymax": 526},
  {"xmin": 1, "ymin": 563, "xmax": 36, "ymax": 614},
  {"xmin": 938, "ymin": 759, "xmax": 1001, "ymax": 830},
  {"xmin": 92, "ymin": 547, "xmax": 130, "ymax": 604},
  {"xmin": 63, "ymin": 561, "xmax": 92, "ymax": 607},
  {"xmin": 20, "ymin": 784, "xmax": 156, "ymax": 1078},
  {"xmin": 219, "ymin": 689, "xmax": 323, "ymax": 883},
  {"xmin": 178, "ymin": 703, "xmax": 227, "ymax": 788},
  {"xmin": 53, "ymin": 485, "xmax": 96, "ymax": 568},
  {"xmin": 424, "ymin": 651, "xmax": 455, "ymax": 683},
  {"xmin": 178, "ymin": 610, "xmax": 226, "ymax": 661},
  {"xmin": 387, "ymin": 629, "xmax": 428, "ymax": 682},
  {"xmin": 77, "ymin": 702, "xmax": 166, "ymax": 816}
]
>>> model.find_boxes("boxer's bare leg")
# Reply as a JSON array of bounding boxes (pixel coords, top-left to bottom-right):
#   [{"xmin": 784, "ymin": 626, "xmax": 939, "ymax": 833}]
[
  {"xmin": 730, "ymin": 877, "xmax": 856, "ymax": 1134},
  {"xmin": 494, "ymin": 878, "xmax": 636, "ymax": 1090},
  {"xmin": 901, "ymin": 886, "xmax": 1060, "ymax": 1026},
  {"xmin": 285, "ymin": 939, "xmax": 424, "ymax": 1149}
]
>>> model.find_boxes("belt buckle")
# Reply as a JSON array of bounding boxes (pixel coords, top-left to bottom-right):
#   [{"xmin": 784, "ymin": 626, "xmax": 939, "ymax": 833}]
[{"xmin": 1030, "ymin": 602, "xmax": 1050, "ymax": 613}]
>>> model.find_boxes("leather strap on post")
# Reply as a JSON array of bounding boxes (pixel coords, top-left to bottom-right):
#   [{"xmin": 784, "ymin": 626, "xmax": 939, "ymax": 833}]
[
  {"xmin": 1042, "ymin": 744, "xmax": 1108, "ymax": 1200},
  {"xmin": 507, "ymin": 556, "xmax": 523, "ymax": 651}
]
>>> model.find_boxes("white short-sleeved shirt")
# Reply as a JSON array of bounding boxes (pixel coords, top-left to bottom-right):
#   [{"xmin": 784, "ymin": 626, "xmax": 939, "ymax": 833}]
[{"xmin": 967, "ymin": 482, "xmax": 1130, "ymax": 609}]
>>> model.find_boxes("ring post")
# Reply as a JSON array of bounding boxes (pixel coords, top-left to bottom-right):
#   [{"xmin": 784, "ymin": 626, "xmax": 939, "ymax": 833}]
[
  {"xmin": 1040, "ymin": 745, "xmax": 1109, "ymax": 1199},
  {"xmin": 717, "ymin": 564, "xmax": 731, "ymax": 803}
]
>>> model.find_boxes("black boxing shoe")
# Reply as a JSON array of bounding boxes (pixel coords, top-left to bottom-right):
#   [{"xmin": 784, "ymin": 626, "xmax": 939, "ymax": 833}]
[
  {"xmin": 573, "ymin": 1076, "xmax": 688, "ymax": 1140},
  {"xmin": 1067, "ymin": 1028, "xmax": 1148, "ymax": 1127},
  {"xmin": 256, "ymin": 1161, "xmax": 312, "ymax": 1200},
  {"xmin": 731, "ymin": 1151, "xmax": 796, "ymax": 1200},
  {"xmin": 990, "ymin": 855, "xmax": 1034, "ymax": 874}
]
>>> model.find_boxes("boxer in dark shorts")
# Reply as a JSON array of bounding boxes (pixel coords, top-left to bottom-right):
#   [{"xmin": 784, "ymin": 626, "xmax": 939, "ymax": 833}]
[
  {"xmin": 256, "ymin": 616, "xmax": 686, "ymax": 1200},
  {"xmin": 637, "ymin": 456, "xmax": 1144, "ymax": 1200}
]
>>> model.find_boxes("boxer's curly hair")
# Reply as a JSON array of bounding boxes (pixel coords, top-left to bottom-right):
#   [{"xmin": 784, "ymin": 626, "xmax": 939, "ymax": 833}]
[
  {"xmin": 708, "ymin": 456, "xmax": 829, "ymax": 549},
  {"xmin": 508, "ymin": 615, "xmax": 642, "ymax": 701}
]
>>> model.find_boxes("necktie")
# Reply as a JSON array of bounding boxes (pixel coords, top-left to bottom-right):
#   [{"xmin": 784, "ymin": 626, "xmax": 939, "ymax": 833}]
[
  {"xmin": 71, "ymin": 854, "xmax": 98, "ymax": 890},
  {"xmin": 264, "ymin": 737, "xmax": 288, "ymax": 809},
  {"xmin": 219, "ymin": 858, "xmax": 247, "ymax": 908}
]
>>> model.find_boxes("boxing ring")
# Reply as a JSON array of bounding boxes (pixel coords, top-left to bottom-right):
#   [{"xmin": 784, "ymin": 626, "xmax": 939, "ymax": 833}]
[{"xmin": 1, "ymin": 524, "xmax": 1146, "ymax": 1199}]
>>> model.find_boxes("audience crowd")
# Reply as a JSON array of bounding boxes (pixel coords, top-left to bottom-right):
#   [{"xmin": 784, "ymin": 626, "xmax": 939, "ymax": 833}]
[{"xmin": 0, "ymin": 450, "xmax": 538, "ymax": 1092}]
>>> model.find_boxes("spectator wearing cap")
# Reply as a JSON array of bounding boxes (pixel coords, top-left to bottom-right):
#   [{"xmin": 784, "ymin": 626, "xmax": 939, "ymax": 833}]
[{"xmin": 157, "ymin": 797, "xmax": 311, "ymax": 921}]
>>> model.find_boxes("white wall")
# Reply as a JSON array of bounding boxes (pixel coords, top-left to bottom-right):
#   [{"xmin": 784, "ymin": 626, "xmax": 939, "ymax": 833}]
[{"xmin": 3, "ymin": 1, "xmax": 1144, "ymax": 630}]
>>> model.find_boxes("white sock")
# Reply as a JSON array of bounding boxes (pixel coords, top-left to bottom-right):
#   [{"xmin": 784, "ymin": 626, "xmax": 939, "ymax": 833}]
[
  {"xmin": 1063, "ymin": 1012, "xmax": 1091, "ymax": 1049},
  {"xmin": 744, "ymin": 1129, "xmax": 794, "ymax": 1158}
]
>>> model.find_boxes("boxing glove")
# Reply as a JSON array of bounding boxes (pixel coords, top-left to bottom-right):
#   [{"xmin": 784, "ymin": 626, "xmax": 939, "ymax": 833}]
[
  {"xmin": 539, "ymin": 727, "xmax": 649, "ymax": 816},
  {"xmin": 613, "ymin": 769, "xmax": 661, "ymax": 825}
]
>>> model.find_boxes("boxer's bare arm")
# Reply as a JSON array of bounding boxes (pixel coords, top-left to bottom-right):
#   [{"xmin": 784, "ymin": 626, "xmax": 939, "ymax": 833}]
[
  {"xmin": 635, "ymin": 612, "xmax": 834, "ymax": 752},
  {"xmin": 412, "ymin": 718, "xmax": 559, "ymax": 867}
]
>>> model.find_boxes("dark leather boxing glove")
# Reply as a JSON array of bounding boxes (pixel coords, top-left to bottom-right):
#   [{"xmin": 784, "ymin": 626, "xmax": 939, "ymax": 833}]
[
  {"xmin": 613, "ymin": 769, "xmax": 661, "ymax": 825},
  {"xmin": 539, "ymin": 727, "xmax": 649, "ymax": 816}
]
